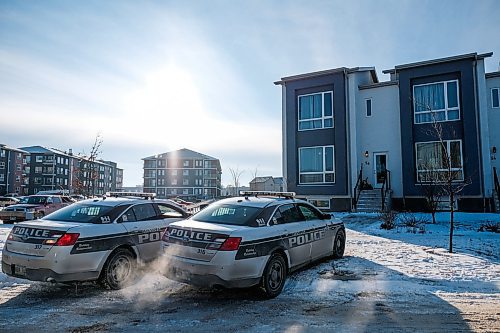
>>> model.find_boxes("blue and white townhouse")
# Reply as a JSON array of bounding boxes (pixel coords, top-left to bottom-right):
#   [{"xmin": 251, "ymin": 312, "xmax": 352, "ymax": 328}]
[{"xmin": 275, "ymin": 52, "xmax": 500, "ymax": 212}]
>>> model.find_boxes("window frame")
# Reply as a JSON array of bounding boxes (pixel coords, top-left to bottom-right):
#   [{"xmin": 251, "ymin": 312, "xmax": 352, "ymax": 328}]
[
  {"xmin": 415, "ymin": 139, "xmax": 464, "ymax": 183},
  {"xmin": 491, "ymin": 87, "xmax": 500, "ymax": 108},
  {"xmin": 298, "ymin": 145, "xmax": 335, "ymax": 185},
  {"xmin": 297, "ymin": 91, "xmax": 334, "ymax": 131},
  {"xmin": 413, "ymin": 79, "xmax": 461, "ymax": 124},
  {"xmin": 365, "ymin": 98, "xmax": 372, "ymax": 117}
]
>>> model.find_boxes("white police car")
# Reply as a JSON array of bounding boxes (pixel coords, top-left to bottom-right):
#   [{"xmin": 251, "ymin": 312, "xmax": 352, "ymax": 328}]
[
  {"xmin": 162, "ymin": 191, "xmax": 345, "ymax": 298},
  {"xmin": 2, "ymin": 192, "xmax": 189, "ymax": 289}
]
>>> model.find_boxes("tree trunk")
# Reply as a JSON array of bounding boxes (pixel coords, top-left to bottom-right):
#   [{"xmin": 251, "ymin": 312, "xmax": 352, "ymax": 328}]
[{"xmin": 449, "ymin": 191, "xmax": 454, "ymax": 253}]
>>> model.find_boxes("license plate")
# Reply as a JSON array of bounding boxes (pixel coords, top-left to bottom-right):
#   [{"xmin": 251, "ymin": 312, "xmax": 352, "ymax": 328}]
[{"xmin": 14, "ymin": 265, "xmax": 26, "ymax": 276}]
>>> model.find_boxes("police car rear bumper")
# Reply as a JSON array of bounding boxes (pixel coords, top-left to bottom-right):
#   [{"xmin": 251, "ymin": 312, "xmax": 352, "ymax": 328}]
[
  {"xmin": 2, "ymin": 260, "xmax": 99, "ymax": 283},
  {"xmin": 162, "ymin": 252, "xmax": 264, "ymax": 289},
  {"xmin": 2, "ymin": 248, "xmax": 102, "ymax": 283},
  {"xmin": 165, "ymin": 265, "xmax": 260, "ymax": 289}
]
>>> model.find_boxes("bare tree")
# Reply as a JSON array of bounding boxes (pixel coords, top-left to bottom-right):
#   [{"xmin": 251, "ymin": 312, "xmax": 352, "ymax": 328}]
[
  {"xmin": 415, "ymin": 104, "xmax": 471, "ymax": 253},
  {"xmin": 418, "ymin": 160, "xmax": 445, "ymax": 224},
  {"xmin": 228, "ymin": 166, "xmax": 244, "ymax": 196},
  {"xmin": 78, "ymin": 134, "xmax": 103, "ymax": 197}
]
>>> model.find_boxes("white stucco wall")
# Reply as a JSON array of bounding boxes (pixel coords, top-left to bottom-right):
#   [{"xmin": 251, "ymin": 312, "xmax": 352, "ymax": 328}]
[
  {"xmin": 486, "ymin": 73, "xmax": 500, "ymax": 180},
  {"xmin": 356, "ymin": 84, "xmax": 403, "ymax": 197}
]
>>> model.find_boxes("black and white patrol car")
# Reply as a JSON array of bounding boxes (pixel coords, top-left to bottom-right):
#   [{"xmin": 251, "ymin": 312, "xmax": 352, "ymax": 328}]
[
  {"xmin": 2, "ymin": 192, "xmax": 189, "ymax": 289},
  {"xmin": 162, "ymin": 191, "xmax": 345, "ymax": 298}
]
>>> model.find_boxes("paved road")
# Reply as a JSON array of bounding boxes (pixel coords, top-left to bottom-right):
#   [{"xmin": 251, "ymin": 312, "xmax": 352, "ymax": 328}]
[{"xmin": 0, "ymin": 226, "xmax": 498, "ymax": 332}]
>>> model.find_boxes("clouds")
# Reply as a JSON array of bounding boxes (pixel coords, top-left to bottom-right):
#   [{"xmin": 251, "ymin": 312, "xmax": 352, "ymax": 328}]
[{"xmin": 1, "ymin": 0, "xmax": 499, "ymax": 186}]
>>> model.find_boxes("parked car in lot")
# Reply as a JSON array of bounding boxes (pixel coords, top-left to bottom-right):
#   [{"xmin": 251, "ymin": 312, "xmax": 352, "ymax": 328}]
[
  {"xmin": 0, "ymin": 195, "xmax": 71, "ymax": 223},
  {"xmin": 162, "ymin": 191, "xmax": 346, "ymax": 298},
  {"xmin": 2, "ymin": 192, "xmax": 190, "ymax": 289},
  {"xmin": 0, "ymin": 197, "xmax": 20, "ymax": 211}
]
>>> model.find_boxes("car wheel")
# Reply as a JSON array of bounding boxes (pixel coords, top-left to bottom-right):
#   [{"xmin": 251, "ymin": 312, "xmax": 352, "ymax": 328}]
[
  {"xmin": 332, "ymin": 229, "xmax": 346, "ymax": 259},
  {"xmin": 260, "ymin": 253, "xmax": 287, "ymax": 298},
  {"xmin": 99, "ymin": 248, "xmax": 136, "ymax": 290}
]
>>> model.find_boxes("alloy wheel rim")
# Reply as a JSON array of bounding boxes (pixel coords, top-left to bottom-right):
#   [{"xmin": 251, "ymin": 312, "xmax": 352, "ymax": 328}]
[{"xmin": 268, "ymin": 261, "xmax": 283, "ymax": 291}]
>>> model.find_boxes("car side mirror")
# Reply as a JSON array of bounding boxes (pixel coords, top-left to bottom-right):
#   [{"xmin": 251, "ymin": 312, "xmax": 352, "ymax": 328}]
[{"xmin": 322, "ymin": 213, "xmax": 331, "ymax": 220}]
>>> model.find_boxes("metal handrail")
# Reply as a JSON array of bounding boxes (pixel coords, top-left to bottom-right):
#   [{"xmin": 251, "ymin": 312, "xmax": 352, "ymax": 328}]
[
  {"xmin": 353, "ymin": 164, "xmax": 363, "ymax": 209},
  {"xmin": 381, "ymin": 169, "xmax": 391, "ymax": 211},
  {"xmin": 494, "ymin": 167, "xmax": 500, "ymax": 208}
]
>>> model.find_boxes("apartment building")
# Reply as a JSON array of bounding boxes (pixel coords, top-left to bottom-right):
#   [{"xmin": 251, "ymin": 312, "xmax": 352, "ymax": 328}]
[
  {"xmin": 276, "ymin": 52, "xmax": 500, "ymax": 212},
  {"xmin": 14, "ymin": 146, "xmax": 123, "ymax": 196},
  {"xmin": 0, "ymin": 144, "xmax": 27, "ymax": 196},
  {"xmin": 143, "ymin": 148, "xmax": 222, "ymax": 199}
]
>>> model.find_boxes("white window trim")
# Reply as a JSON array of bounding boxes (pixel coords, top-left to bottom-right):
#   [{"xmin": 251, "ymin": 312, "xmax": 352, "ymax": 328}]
[
  {"xmin": 491, "ymin": 87, "xmax": 500, "ymax": 108},
  {"xmin": 297, "ymin": 91, "xmax": 334, "ymax": 131},
  {"xmin": 298, "ymin": 145, "xmax": 335, "ymax": 185},
  {"xmin": 365, "ymin": 98, "xmax": 372, "ymax": 117},
  {"xmin": 413, "ymin": 79, "xmax": 461, "ymax": 124},
  {"xmin": 415, "ymin": 139, "xmax": 464, "ymax": 183}
]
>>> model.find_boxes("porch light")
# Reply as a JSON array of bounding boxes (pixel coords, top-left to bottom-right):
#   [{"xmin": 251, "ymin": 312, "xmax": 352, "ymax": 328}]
[{"xmin": 364, "ymin": 151, "xmax": 369, "ymax": 158}]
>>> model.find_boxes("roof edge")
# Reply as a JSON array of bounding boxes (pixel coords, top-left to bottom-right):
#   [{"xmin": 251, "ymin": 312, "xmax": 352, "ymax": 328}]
[
  {"xmin": 382, "ymin": 52, "xmax": 493, "ymax": 74},
  {"xmin": 486, "ymin": 71, "xmax": 500, "ymax": 79},
  {"xmin": 359, "ymin": 80, "xmax": 399, "ymax": 90},
  {"xmin": 274, "ymin": 67, "xmax": 348, "ymax": 85}
]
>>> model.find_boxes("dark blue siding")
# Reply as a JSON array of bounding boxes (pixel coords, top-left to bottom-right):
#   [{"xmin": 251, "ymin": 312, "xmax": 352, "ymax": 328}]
[
  {"xmin": 284, "ymin": 72, "xmax": 348, "ymax": 196},
  {"xmin": 398, "ymin": 59, "xmax": 481, "ymax": 197}
]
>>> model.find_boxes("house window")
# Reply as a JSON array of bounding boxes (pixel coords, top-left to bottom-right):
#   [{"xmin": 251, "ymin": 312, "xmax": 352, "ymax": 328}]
[
  {"xmin": 0, "ymin": 150, "xmax": 4, "ymax": 157},
  {"xmin": 183, "ymin": 160, "xmax": 189, "ymax": 167},
  {"xmin": 413, "ymin": 80, "xmax": 460, "ymax": 124},
  {"xmin": 0, "ymin": 174, "xmax": 4, "ymax": 181},
  {"xmin": 307, "ymin": 199, "xmax": 331, "ymax": 209},
  {"xmin": 183, "ymin": 189, "xmax": 189, "ymax": 195},
  {"xmin": 365, "ymin": 99, "xmax": 372, "ymax": 117},
  {"xmin": 183, "ymin": 170, "xmax": 189, "ymax": 176},
  {"xmin": 15, "ymin": 176, "xmax": 20, "ymax": 182},
  {"xmin": 171, "ymin": 179, "xmax": 177, "ymax": 185},
  {"xmin": 298, "ymin": 146, "xmax": 335, "ymax": 184},
  {"xmin": 416, "ymin": 140, "xmax": 464, "ymax": 182},
  {"xmin": 298, "ymin": 91, "xmax": 333, "ymax": 131},
  {"xmin": 183, "ymin": 178, "xmax": 189, "ymax": 185},
  {"xmin": 36, "ymin": 156, "xmax": 43, "ymax": 162},
  {"xmin": 0, "ymin": 162, "xmax": 4, "ymax": 169},
  {"xmin": 492, "ymin": 88, "xmax": 500, "ymax": 108},
  {"xmin": 171, "ymin": 169, "xmax": 178, "ymax": 176}
]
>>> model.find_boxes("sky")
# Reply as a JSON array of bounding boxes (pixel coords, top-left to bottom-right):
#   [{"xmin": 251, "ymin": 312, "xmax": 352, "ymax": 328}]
[{"xmin": 1, "ymin": 0, "xmax": 499, "ymax": 187}]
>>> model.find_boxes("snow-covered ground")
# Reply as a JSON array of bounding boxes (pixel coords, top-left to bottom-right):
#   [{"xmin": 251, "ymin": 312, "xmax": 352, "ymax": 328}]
[{"xmin": 0, "ymin": 213, "xmax": 498, "ymax": 332}]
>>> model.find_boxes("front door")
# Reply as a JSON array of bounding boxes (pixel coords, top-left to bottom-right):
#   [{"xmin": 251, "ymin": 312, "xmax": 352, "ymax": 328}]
[{"xmin": 373, "ymin": 153, "xmax": 388, "ymax": 188}]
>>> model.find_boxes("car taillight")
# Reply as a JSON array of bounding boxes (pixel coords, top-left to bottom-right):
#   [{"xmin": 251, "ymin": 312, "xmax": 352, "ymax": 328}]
[
  {"xmin": 7, "ymin": 231, "xmax": 14, "ymax": 241},
  {"xmin": 54, "ymin": 233, "xmax": 80, "ymax": 246},
  {"xmin": 219, "ymin": 237, "xmax": 241, "ymax": 251}
]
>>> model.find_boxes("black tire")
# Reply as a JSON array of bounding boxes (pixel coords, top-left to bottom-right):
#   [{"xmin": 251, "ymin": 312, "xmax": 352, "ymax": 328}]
[
  {"xmin": 99, "ymin": 248, "xmax": 136, "ymax": 290},
  {"xmin": 332, "ymin": 229, "xmax": 346, "ymax": 259},
  {"xmin": 260, "ymin": 253, "xmax": 287, "ymax": 298}
]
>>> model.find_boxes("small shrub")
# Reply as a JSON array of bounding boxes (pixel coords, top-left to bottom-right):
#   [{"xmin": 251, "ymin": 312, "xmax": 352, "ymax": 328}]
[
  {"xmin": 399, "ymin": 212, "xmax": 430, "ymax": 228},
  {"xmin": 478, "ymin": 221, "xmax": 500, "ymax": 233},
  {"xmin": 379, "ymin": 210, "xmax": 398, "ymax": 230}
]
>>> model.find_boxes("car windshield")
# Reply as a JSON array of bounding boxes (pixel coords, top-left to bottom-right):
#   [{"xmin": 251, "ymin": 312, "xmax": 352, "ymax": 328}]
[
  {"xmin": 26, "ymin": 196, "xmax": 48, "ymax": 204},
  {"xmin": 191, "ymin": 203, "xmax": 261, "ymax": 226},
  {"xmin": 43, "ymin": 204, "xmax": 118, "ymax": 223}
]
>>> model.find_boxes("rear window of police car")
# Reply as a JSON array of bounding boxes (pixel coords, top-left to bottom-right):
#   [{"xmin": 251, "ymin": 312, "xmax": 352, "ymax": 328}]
[
  {"xmin": 43, "ymin": 204, "xmax": 127, "ymax": 223},
  {"xmin": 192, "ymin": 203, "xmax": 263, "ymax": 226}
]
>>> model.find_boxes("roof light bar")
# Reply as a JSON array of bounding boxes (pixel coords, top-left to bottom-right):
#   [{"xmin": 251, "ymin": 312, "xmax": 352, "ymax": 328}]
[
  {"xmin": 239, "ymin": 191, "xmax": 296, "ymax": 198},
  {"xmin": 106, "ymin": 192, "xmax": 156, "ymax": 199}
]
